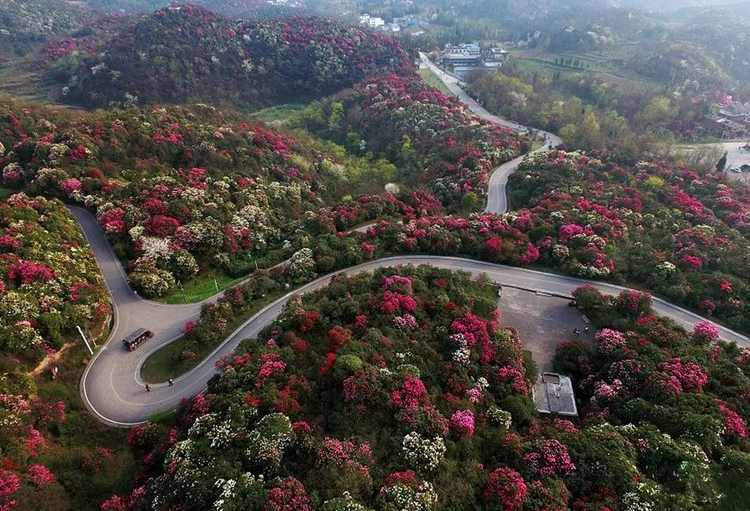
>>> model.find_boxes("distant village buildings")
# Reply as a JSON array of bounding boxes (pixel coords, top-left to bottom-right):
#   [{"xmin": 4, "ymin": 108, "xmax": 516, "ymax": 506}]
[
  {"xmin": 439, "ymin": 43, "xmax": 508, "ymax": 77},
  {"xmin": 358, "ymin": 13, "xmax": 428, "ymax": 35}
]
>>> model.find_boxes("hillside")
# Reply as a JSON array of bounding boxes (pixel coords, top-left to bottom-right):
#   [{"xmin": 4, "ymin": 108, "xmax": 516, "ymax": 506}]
[
  {"xmin": 0, "ymin": 194, "xmax": 138, "ymax": 511},
  {"xmin": 0, "ymin": 96, "xmax": 419, "ymax": 298},
  {"xmin": 0, "ymin": 0, "xmax": 89, "ymax": 57},
  {"xmin": 53, "ymin": 4, "xmax": 411, "ymax": 109},
  {"xmin": 101, "ymin": 265, "xmax": 750, "ymax": 509}
]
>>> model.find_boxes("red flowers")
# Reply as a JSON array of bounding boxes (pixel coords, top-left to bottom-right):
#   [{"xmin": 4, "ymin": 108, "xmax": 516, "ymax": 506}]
[
  {"xmin": 264, "ymin": 477, "xmax": 312, "ymax": 511},
  {"xmin": 717, "ymin": 400, "xmax": 748, "ymax": 439},
  {"xmin": 145, "ymin": 215, "xmax": 181, "ymax": 237},
  {"xmin": 380, "ymin": 291, "xmax": 417, "ymax": 314},
  {"xmin": 8, "ymin": 260, "xmax": 55, "ymax": 285},
  {"xmin": 484, "ymin": 467, "xmax": 527, "ymax": 511},
  {"xmin": 27, "ymin": 464, "xmax": 56, "ymax": 487},
  {"xmin": 522, "ymin": 439, "xmax": 576, "ymax": 478}
]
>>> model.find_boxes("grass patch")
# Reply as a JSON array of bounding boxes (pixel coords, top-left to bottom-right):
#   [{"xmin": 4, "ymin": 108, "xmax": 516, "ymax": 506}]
[
  {"xmin": 419, "ymin": 67, "xmax": 453, "ymax": 96},
  {"xmin": 249, "ymin": 103, "xmax": 307, "ymax": 125},
  {"xmin": 160, "ymin": 269, "xmax": 245, "ymax": 304},
  {"xmin": 140, "ymin": 290, "xmax": 286, "ymax": 383}
]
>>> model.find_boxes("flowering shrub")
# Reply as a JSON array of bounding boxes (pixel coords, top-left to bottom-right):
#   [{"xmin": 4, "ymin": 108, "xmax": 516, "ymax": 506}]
[{"xmin": 484, "ymin": 467, "xmax": 527, "ymax": 511}]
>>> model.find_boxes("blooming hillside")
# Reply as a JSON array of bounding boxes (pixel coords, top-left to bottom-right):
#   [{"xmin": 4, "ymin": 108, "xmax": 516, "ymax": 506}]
[
  {"xmin": 0, "ymin": 97, "xmax": 420, "ymax": 298},
  {"xmin": 0, "ymin": 193, "xmax": 108, "ymax": 359},
  {"xmin": 508, "ymin": 150, "xmax": 750, "ymax": 334},
  {"xmin": 556, "ymin": 285, "xmax": 750, "ymax": 508},
  {"xmin": 105, "ymin": 267, "xmax": 750, "ymax": 510},
  {"xmin": 0, "ymin": 193, "xmax": 138, "ymax": 511},
  {"xmin": 101, "ymin": 266, "xmax": 549, "ymax": 510},
  {"xmin": 55, "ymin": 4, "xmax": 411, "ymax": 109},
  {"xmin": 299, "ymin": 73, "xmax": 525, "ymax": 210},
  {"xmin": 0, "ymin": 0, "xmax": 89, "ymax": 56}
]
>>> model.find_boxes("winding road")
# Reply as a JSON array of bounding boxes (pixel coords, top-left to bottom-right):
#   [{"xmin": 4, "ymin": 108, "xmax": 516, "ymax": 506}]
[{"xmin": 77, "ymin": 57, "xmax": 747, "ymax": 427}]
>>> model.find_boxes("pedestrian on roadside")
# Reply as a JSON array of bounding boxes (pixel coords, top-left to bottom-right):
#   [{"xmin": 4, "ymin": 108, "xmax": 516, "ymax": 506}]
[
  {"xmin": 145, "ymin": 384, "xmax": 151, "ymax": 392},
  {"xmin": 168, "ymin": 378, "xmax": 174, "ymax": 387}
]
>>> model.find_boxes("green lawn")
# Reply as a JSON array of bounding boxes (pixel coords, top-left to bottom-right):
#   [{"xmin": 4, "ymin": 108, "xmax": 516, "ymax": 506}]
[
  {"xmin": 140, "ymin": 289, "xmax": 286, "ymax": 382},
  {"xmin": 160, "ymin": 270, "xmax": 246, "ymax": 304},
  {"xmin": 249, "ymin": 103, "xmax": 307, "ymax": 125},
  {"xmin": 418, "ymin": 67, "xmax": 453, "ymax": 96}
]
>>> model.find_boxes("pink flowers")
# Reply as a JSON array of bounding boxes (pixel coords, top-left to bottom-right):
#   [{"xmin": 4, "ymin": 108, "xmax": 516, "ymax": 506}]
[
  {"xmin": 383, "ymin": 274, "xmax": 413, "ymax": 292},
  {"xmin": 522, "ymin": 439, "xmax": 575, "ymax": 478},
  {"xmin": 717, "ymin": 400, "xmax": 748, "ymax": 439},
  {"xmin": 27, "ymin": 464, "xmax": 56, "ymax": 487},
  {"xmin": 61, "ymin": 177, "xmax": 82, "ymax": 195},
  {"xmin": 393, "ymin": 314, "xmax": 418, "ymax": 330},
  {"xmin": 258, "ymin": 353, "xmax": 286, "ymax": 380},
  {"xmin": 594, "ymin": 328, "xmax": 627, "ymax": 354},
  {"xmin": 450, "ymin": 410, "xmax": 475, "ymax": 437},
  {"xmin": 318, "ymin": 438, "xmax": 372, "ymax": 477},
  {"xmin": 264, "ymin": 477, "xmax": 312, "ymax": 511},
  {"xmin": 693, "ymin": 321, "xmax": 720, "ymax": 343},
  {"xmin": 594, "ymin": 379, "xmax": 623, "ymax": 400},
  {"xmin": 659, "ymin": 358, "xmax": 709, "ymax": 393},
  {"xmin": 484, "ymin": 467, "xmax": 527, "ymax": 511}
]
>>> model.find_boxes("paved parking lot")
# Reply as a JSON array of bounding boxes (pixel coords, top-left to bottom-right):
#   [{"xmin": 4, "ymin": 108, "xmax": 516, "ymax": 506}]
[{"xmin": 499, "ymin": 287, "xmax": 593, "ymax": 371}]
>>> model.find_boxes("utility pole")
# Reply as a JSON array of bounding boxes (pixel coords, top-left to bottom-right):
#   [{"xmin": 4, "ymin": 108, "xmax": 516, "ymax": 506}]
[{"xmin": 76, "ymin": 325, "xmax": 94, "ymax": 355}]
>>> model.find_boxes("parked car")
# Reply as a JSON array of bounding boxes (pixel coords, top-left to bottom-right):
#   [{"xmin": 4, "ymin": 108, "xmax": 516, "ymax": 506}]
[{"xmin": 122, "ymin": 328, "xmax": 153, "ymax": 351}]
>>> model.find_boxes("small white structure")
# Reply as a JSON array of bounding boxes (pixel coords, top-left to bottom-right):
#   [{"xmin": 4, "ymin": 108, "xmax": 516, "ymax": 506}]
[
  {"xmin": 359, "ymin": 14, "xmax": 385, "ymax": 29},
  {"xmin": 533, "ymin": 372, "xmax": 578, "ymax": 417}
]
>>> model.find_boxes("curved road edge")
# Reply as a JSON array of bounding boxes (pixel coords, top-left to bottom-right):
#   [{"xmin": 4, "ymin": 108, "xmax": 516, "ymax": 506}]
[
  {"xmin": 417, "ymin": 53, "xmax": 562, "ymax": 214},
  {"xmin": 80, "ymin": 252, "xmax": 750, "ymax": 426}
]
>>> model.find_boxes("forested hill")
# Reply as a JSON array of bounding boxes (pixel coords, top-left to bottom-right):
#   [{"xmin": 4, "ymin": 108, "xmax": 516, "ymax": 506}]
[{"xmin": 55, "ymin": 4, "xmax": 411, "ymax": 109}]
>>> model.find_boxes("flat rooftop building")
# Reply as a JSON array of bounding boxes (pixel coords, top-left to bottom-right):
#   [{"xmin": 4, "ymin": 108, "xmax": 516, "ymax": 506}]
[{"xmin": 533, "ymin": 372, "xmax": 578, "ymax": 417}]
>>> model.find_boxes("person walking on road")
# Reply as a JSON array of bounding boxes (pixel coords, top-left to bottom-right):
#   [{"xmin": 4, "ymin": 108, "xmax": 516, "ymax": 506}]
[
  {"xmin": 168, "ymin": 378, "xmax": 174, "ymax": 387},
  {"xmin": 145, "ymin": 384, "xmax": 151, "ymax": 392}
]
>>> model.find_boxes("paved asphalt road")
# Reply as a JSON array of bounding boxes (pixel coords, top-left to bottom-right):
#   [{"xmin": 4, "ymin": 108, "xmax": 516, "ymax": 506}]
[
  {"xmin": 417, "ymin": 53, "xmax": 562, "ymax": 213},
  {"xmin": 75, "ymin": 59, "xmax": 746, "ymax": 427}
]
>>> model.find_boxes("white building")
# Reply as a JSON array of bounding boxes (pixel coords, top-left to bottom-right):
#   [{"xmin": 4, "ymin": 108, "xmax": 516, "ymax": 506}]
[{"xmin": 359, "ymin": 14, "xmax": 385, "ymax": 29}]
